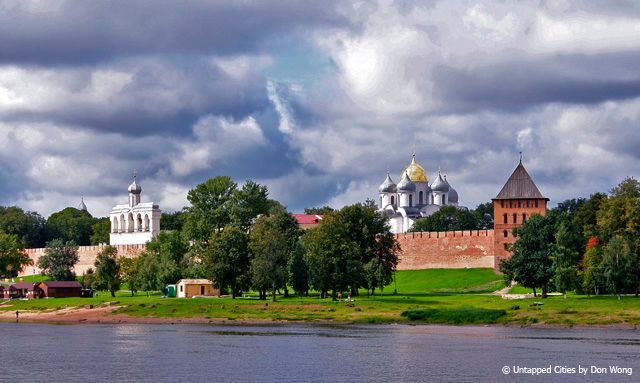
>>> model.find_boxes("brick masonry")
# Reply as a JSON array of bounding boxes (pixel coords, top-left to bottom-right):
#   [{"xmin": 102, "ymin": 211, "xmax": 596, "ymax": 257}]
[
  {"xmin": 395, "ymin": 230, "xmax": 496, "ymax": 270},
  {"xmin": 20, "ymin": 230, "xmax": 504, "ymax": 276},
  {"xmin": 21, "ymin": 245, "xmax": 145, "ymax": 277}
]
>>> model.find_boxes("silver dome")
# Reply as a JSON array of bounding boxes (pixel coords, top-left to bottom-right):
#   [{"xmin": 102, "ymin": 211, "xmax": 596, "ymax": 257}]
[
  {"xmin": 378, "ymin": 173, "xmax": 397, "ymax": 193},
  {"xmin": 128, "ymin": 178, "xmax": 142, "ymax": 194},
  {"xmin": 430, "ymin": 172, "xmax": 450, "ymax": 192},
  {"xmin": 397, "ymin": 171, "xmax": 416, "ymax": 191},
  {"xmin": 444, "ymin": 176, "xmax": 458, "ymax": 203}
]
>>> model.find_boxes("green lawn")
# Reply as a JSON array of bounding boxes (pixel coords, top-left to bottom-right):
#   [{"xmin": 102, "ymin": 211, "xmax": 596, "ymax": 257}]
[{"xmin": 3, "ymin": 269, "xmax": 640, "ymax": 326}]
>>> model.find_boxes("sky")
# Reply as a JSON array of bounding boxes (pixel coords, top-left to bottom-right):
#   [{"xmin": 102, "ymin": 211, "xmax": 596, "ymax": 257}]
[{"xmin": 1, "ymin": 0, "xmax": 639, "ymax": 218}]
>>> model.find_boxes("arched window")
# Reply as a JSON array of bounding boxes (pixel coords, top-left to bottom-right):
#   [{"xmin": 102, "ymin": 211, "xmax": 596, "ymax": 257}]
[
  {"xmin": 137, "ymin": 214, "xmax": 143, "ymax": 231},
  {"xmin": 391, "ymin": 195, "xmax": 395, "ymax": 206},
  {"xmin": 112, "ymin": 217, "xmax": 118, "ymax": 233},
  {"xmin": 513, "ymin": 213, "xmax": 517, "ymax": 224},
  {"xmin": 144, "ymin": 215, "xmax": 150, "ymax": 232},
  {"xmin": 503, "ymin": 230, "xmax": 508, "ymax": 238},
  {"xmin": 522, "ymin": 213, "xmax": 527, "ymax": 223},
  {"xmin": 128, "ymin": 213, "xmax": 134, "ymax": 232},
  {"xmin": 503, "ymin": 213, "xmax": 508, "ymax": 224},
  {"xmin": 120, "ymin": 214, "xmax": 125, "ymax": 233},
  {"xmin": 409, "ymin": 194, "xmax": 413, "ymax": 207},
  {"xmin": 419, "ymin": 191, "xmax": 423, "ymax": 205},
  {"xmin": 442, "ymin": 194, "xmax": 446, "ymax": 204}
]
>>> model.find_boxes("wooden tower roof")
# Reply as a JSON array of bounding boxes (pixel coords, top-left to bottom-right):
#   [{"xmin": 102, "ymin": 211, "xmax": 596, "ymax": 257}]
[{"xmin": 493, "ymin": 161, "xmax": 548, "ymax": 200}]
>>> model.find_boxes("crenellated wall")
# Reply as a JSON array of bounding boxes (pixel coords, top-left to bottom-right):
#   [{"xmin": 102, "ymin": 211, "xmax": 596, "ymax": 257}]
[
  {"xmin": 395, "ymin": 230, "xmax": 496, "ymax": 270},
  {"xmin": 21, "ymin": 244, "xmax": 146, "ymax": 277}
]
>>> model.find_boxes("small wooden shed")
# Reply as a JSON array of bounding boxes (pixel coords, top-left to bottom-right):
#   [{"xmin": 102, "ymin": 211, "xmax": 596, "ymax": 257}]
[
  {"xmin": 176, "ymin": 279, "xmax": 219, "ymax": 298},
  {"xmin": 9, "ymin": 282, "xmax": 37, "ymax": 299},
  {"xmin": 37, "ymin": 281, "xmax": 82, "ymax": 298}
]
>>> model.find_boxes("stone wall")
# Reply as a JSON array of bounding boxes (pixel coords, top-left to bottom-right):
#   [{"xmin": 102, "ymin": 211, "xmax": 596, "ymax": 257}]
[
  {"xmin": 395, "ymin": 230, "xmax": 496, "ymax": 270},
  {"xmin": 19, "ymin": 230, "xmax": 498, "ymax": 277},
  {"xmin": 21, "ymin": 244, "xmax": 146, "ymax": 277}
]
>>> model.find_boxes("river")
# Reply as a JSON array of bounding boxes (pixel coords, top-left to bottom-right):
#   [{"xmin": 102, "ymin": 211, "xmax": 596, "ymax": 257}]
[{"xmin": 0, "ymin": 323, "xmax": 638, "ymax": 382}]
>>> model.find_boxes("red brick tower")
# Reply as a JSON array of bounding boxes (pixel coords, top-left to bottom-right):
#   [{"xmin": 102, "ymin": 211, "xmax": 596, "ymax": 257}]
[{"xmin": 492, "ymin": 159, "xmax": 548, "ymax": 269}]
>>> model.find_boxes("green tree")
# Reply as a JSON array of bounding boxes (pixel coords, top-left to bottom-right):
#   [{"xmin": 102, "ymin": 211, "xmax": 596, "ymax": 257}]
[
  {"xmin": 552, "ymin": 222, "xmax": 582, "ymax": 298},
  {"xmin": 119, "ymin": 256, "xmax": 142, "ymax": 296},
  {"xmin": 0, "ymin": 233, "xmax": 33, "ymax": 278},
  {"xmin": 597, "ymin": 178, "xmax": 640, "ymax": 295},
  {"xmin": 160, "ymin": 210, "xmax": 187, "ymax": 232},
  {"xmin": 410, "ymin": 206, "xmax": 478, "ymax": 232},
  {"xmin": 37, "ymin": 239, "xmax": 79, "ymax": 281},
  {"xmin": 45, "ymin": 207, "xmax": 94, "ymax": 245},
  {"xmin": 204, "ymin": 225, "xmax": 250, "ymax": 299},
  {"xmin": 0, "ymin": 206, "xmax": 46, "ymax": 248},
  {"xmin": 602, "ymin": 236, "xmax": 635, "ymax": 299},
  {"xmin": 580, "ymin": 237, "xmax": 604, "ymax": 295},
  {"xmin": 471, "ymin": 202, "xmax": 494, "ymax": 229},
  {"xmin": 93, "ymin": 246, "xmax": 121, "ymax": 297},
  {"xmin": 303, "ymin": 213, "xmax": 359, "ymax": 300},
  {"xmin": 287, "ymin": 242, "xmax": 309, "ymax": 296},
  {"xmin": 229, "ymin": 180, "xmax": 271, "ymax": 230},
  {"xmin": 364, "ymin": 230, "xmax": 400, "ymax": 295},
  {"xmin": 143, "ymin": 231, "xmax": 189, "ymax": 289},
  {"xmin": 500, "ymin": 214, "xmax": 555, "ymax": 297},
  {"xmin": 249, "ymin": 212, "xmax": 292, "ymax": 302},
  {"xmin": 304, "ymin": 206, "xmax": 335, "ymax": 215},
  {"xmin": 90, "ymin": 217, "xmax": 111, "ymax": 245},
  {"xmin": 80, "ymin": 268, "xmax": 95, "ymax": 289},
  {"xmin": 184, "ymin": 176, "xmax": 237, "ymax": 243}
]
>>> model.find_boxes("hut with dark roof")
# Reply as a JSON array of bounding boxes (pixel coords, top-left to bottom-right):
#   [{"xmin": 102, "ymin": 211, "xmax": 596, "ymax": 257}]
[{"xmin": 37, "ymin": 281, "xmax": 82, "ymax": 298}]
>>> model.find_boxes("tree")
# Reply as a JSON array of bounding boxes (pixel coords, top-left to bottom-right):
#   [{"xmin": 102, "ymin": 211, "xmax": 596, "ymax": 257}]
[
  {"xmin": 288, "ymin": 242, "xmax": 309, "ymax": 296},
  {"xmin": 0, "ymin": 233, "xmax": 33, "ymax": 278},
  {"xmin": 90, "ymin": 217, "xmax": 111, "ymax": 245},
  {"xmin": 410, "ymin": 206, "xmax": 477, "ymax": 232},
  {"xmin": 229, "ymin": 180, "xmax": 270, "ymax": 230},
  {"xmin": 249, "ymin": 210, "xmax": 293, "ymax": 302},
  {"xmin": 204, "ymin": 225, "xmax": 250, "ymax": 299},
  {"xmin": 471, "ymin": 202, "xmax": 494, "ymax": 229},
  {"xmin": 303, "ymin": 213, "xmax": 359, "ymax": 300},
  {"xmin": 45, "ymin": 207, "xmax": 94, "ymax": 245},
  {"xmin": 119, "ymin": 256, "xmax": 143, "ymax": 296},
  {"xmin": 602, "ymin": 236, "xmax": 635, "ymax": 299},
  {"xmin": 364, "ymin": 231, "xmax": 400, "ymax": 295},
  {"xmin": 184, "ymin": 176, "xmax": 237, "ymax": 243},
  {"xmin": 597, "ymin": 178, "xmax": 640, "ymax": 295},
  {"xmin": 93, "ymin": 246, "xmax": 121, "ymax": 297},
  {"xmin": 37, "ymin": 239, "xmax": 79, "ymax": 281},
  {"xmin": 142, "ymin": 231, "xmax": 189, "ymax": 289},
  {"xmin": 160, "ymin": 210, "xmax": 187, "ymax": 232},
  {"xmin": 0, "ymin": 206, "xmax": 46, "ymax": 248},
  {"xmin": 580, "ymin": 237, "xmax": 604, "ymax": 295},
  {"xmin": 304, "ymin": 206, "xmax": 335, "ymax": 215},
  {"xmin": 500, "ymin": 214, "xmax": 555, "ymax": 297},
  {"xmin": 552, "ymin": 222, "xmax": 582, "ymax": 298}
]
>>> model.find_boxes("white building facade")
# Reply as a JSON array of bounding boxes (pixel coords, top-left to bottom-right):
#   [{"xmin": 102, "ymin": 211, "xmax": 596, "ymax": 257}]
[
  {"xmin": 378, "ymin": 154, "xmax": 462, "ymax": 233},
  {"xmin": 109, "ymin": 176, "xmax": 161, "ymax": 245}
]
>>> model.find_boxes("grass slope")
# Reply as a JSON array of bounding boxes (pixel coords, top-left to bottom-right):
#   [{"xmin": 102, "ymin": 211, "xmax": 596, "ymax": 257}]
[{"xmin": 391, "ymin": 268, "xmax": 505, "ymax": 294}]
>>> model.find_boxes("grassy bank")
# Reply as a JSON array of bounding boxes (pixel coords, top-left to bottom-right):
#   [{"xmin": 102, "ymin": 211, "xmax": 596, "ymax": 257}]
[{"xmin": 2, "ymin": 269, "xmax": 640, "ymax": 326}]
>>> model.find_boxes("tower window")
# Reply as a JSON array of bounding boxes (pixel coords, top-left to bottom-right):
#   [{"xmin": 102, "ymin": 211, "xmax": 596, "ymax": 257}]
[
  {"xmin": 501, "ymin": 200, "xmax": 504, "ymax": 208},
  {"xmin": 509, "ymin": 200, "xmax": 513, "ymax": 208},
  {"xmin": 535, "ymin": 200, "xmax": 539, "ymax": 208},
  {"xmin": 517, "ymin": 200, "xmax": 521, "ymax": 208},
  {"xmin": 522, "ymin": 213, "xmax": 527, "ymax": 223},
  {"xmin": 419, "ymin": 191, "xmax": 423, "ymax": 205},
  {"xmin": 513, "ymin": 213, "xmax": 517, "ymax": 224},
  {"xmin": 503, "ymin": 230, "xmax": 508, "ymax": 238},
  {"xmin": 526, "ymin": 200, "xmax": 530, "ymax": 208},
  {"xmin": 442, "ymin": 194, "xmax": 446, "ymax": 204},
  {"xmin": 391, "ymin": 196, "xmax": 395, "ymax": 206},
  {"xmin": 503, "ymin": 213, "xmax": 508, "ymax": 224},
  {"xmin": 409, "ymin": 194, "xmax": 413, "ymax": 207}
]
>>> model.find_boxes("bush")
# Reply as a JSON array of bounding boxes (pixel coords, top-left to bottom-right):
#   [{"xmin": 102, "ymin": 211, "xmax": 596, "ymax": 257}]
[{"xmin": 401, "ymin": 307, "xmax": 507, "ymax": 324}]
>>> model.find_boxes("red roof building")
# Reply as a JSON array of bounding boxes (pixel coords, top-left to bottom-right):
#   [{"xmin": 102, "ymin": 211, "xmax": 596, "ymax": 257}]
[{"xmin": 292, "ymin": 214, "xmax": 323, "ymax": 229}]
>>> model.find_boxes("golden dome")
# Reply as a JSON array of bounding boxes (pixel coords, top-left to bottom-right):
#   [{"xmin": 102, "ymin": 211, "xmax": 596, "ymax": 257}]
[{"xmin": 402, "ymin": 154, "xmax": 428, "ymax": 183}]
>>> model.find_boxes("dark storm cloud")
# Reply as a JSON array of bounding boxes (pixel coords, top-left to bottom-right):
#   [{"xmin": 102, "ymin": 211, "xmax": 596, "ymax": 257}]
[
  {"xmin": 0, "ymin": 0, "xmax": 350, "ymax": 66},
  {"xmin": 433, "ymin": 52, "xmax": 640, "ymax": 112}
]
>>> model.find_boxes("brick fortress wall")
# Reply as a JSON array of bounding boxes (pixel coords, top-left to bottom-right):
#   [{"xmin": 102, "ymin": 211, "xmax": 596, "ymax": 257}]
[
  {"xmin": 395, "ymin": 230, "xmax": 496, "ymax": 270},
  {"xmin": 21, "ymin": 244, "xmax": 146, "ymax": 277}
]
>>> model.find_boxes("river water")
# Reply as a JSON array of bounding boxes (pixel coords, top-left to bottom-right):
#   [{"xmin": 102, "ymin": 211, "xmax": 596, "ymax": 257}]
[{"xmin": 0, "ymin": 323, "xmax": 638, "ymax": 382}]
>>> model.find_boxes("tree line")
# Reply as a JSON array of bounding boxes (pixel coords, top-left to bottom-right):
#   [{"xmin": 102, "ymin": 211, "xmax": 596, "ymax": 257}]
[
  {"xmin": 3, "ymin": 176, "xmax": 400, "ymax": 301},
  {"xmin": 500, "ymin": 177, "xmax": 640, "ymax": 299}
]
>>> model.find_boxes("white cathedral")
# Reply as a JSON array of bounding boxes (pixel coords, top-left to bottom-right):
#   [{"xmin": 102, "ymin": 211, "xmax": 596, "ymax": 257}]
[
  {"xmin": 109, "ymin": 175, "xmax": 161, "ymax": 245},
  {"xmin": 378, "ymin": 154, "xmax": 462, "ymax": 234}
]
